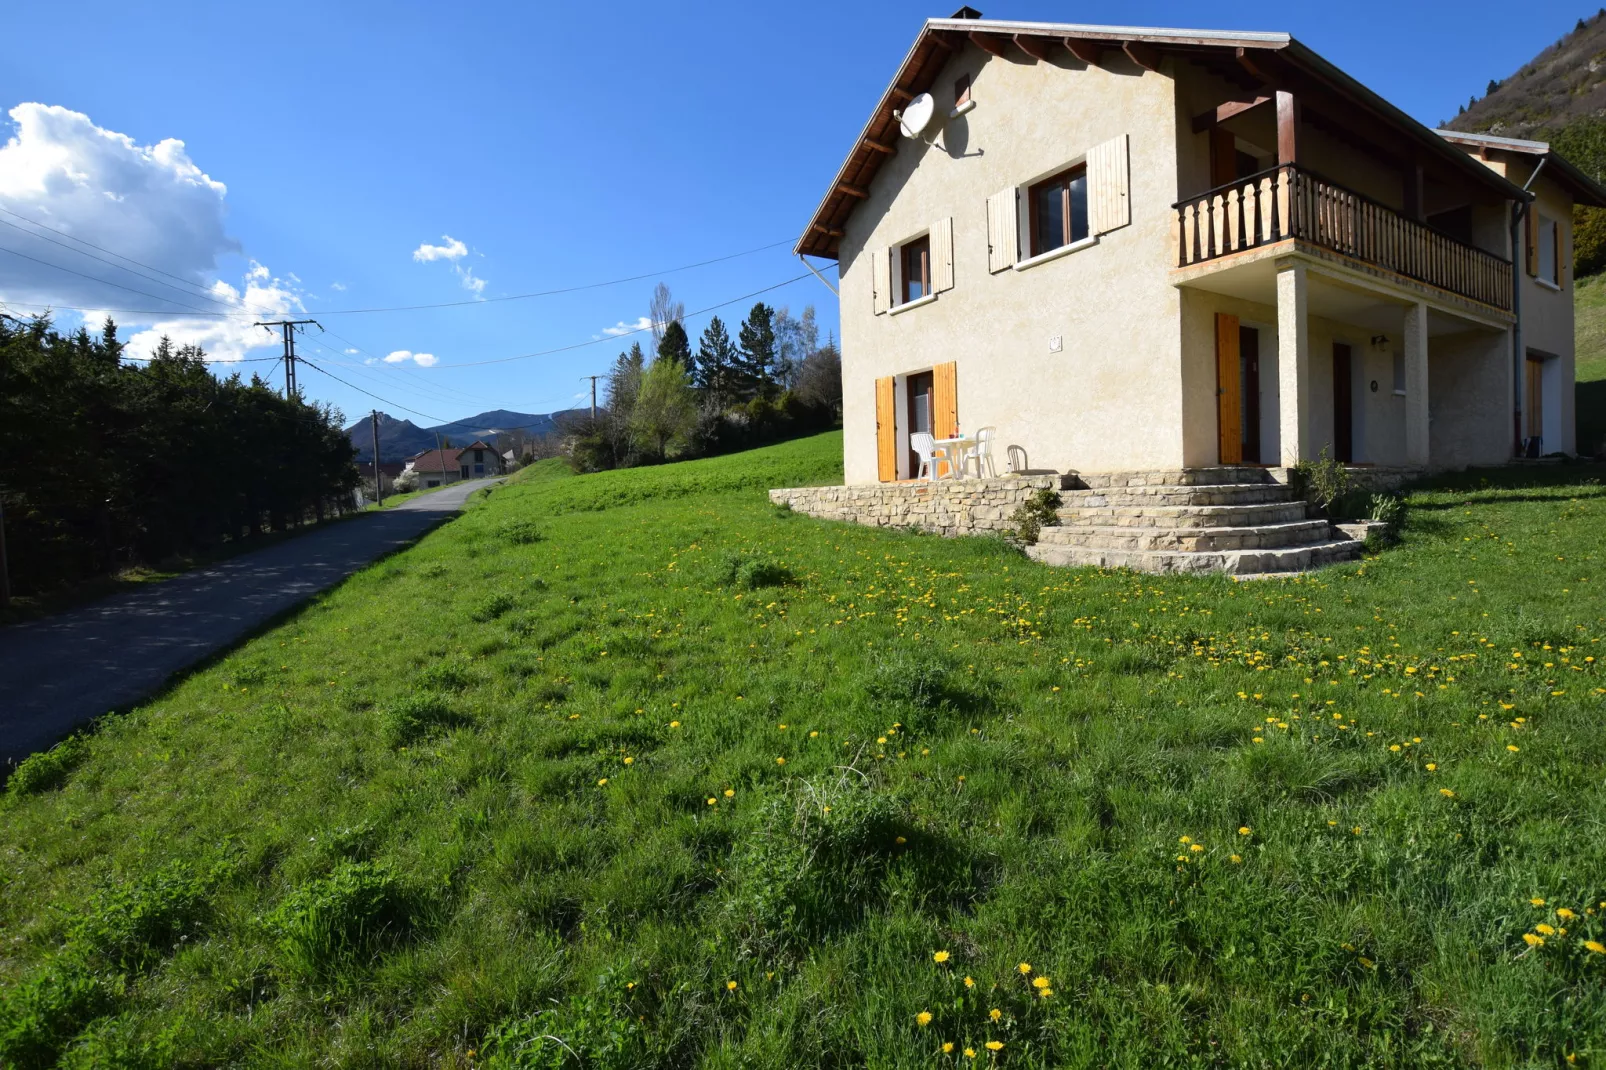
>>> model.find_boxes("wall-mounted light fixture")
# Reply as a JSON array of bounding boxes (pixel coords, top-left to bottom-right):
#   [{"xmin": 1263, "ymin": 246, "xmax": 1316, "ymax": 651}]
[{"xmin": 1370, "ymin": 334, "xmax": 1390, "ymax": 348}]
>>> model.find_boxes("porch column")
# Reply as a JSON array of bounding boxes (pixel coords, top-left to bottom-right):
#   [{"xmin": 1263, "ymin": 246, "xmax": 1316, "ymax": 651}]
[
  {"xmin": 1276, "ymin": 260, "xmax": 1311, "ymax": 465},
  {"xmin": 1402, "ymin": 300, "xmax": 1430, "ymax": 466}
]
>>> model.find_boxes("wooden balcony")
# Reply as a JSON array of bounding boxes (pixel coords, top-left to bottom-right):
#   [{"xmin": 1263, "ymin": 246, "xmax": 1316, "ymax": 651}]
[{"xmin": 1172, "ymin": 165, "xmax": 1513, "ymax": 312}]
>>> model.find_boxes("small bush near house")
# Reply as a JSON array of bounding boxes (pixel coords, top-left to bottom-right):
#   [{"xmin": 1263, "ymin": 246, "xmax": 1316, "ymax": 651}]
[
  {"xmin": 1006, "ymin": 488, "xmax": 1062, "ymax": 546},
  {"xmin": 1290, "ymin": 448, "xmax": 1351, "ymax": 514}
]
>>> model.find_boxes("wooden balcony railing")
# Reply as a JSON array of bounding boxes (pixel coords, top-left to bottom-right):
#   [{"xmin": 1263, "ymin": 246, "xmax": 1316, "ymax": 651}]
[{"xmin": 1172, "ymin": 165, "xmax": 1513, "ymax": 312}]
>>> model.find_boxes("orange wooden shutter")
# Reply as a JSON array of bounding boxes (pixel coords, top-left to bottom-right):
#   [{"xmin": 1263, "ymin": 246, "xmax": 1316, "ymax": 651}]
[
  {"xmin": 933, "ymin": 361, "xmax": 958, "ymax": 441},
  {"xmin": 1215, "ymin": 313, "xmax": 1242, "ymax": 464},
  {"xmin": 875, "ymin": 376, "xmax": 897, "ymax": 482}
]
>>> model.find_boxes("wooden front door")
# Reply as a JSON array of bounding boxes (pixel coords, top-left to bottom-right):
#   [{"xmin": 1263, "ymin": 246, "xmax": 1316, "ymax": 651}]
[
  {"xmin": 1215, "ymin": 313, "xmax": 1242, "ymax": 464},
  {"xmin": 1240, "ymin": 327, "xmax": 1261, "ymax": 463},
  {"xmin": 1332, "ymin": 343, "xmax": 1354, "ymax": 463},
  {"xmin": 906, "ymin": 371, "xmax": 934, "ymax": 477}
]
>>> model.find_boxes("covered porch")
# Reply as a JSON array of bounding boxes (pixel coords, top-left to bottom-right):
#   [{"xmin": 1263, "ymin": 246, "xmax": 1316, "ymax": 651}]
[{"xmin": 1176, "ymin": 244, "xmax": 1514, "ymax": 471}]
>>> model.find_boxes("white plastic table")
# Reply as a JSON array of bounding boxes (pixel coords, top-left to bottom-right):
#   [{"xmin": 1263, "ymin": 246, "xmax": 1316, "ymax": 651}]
[{"xmin": 933, "ymin": 436, "xmax": 973, "ymax": 479}]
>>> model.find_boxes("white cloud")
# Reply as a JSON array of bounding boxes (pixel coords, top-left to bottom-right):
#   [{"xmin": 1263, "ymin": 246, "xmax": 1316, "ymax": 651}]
[
  {"xmin": 454, "ymin": 264, "xmax": 486, "ymax": 296},
  {"xmin": 0, "ymin": 102, "xmax": 238, "ymax": 314},
  {"xmin": 343, "ymin": 347, "xmax": 358, "ymax": 354},
  {"xmin": 602, "ymin": 316, "xmax": 652, "ymax": 337},
  {"xmin": 120, "ymin": 260, "xmax": 305, "ymax": 363},
  {"xmin": 330, "ymin": 281, "xmax": 346, "ymax": 291},
  {"xmin": 411, "ymin": 234, "xmax": 466, "ymax": 262},
  {"xmin": 382, "ymin": 349, "xmax": 436, "ymax": 366}
]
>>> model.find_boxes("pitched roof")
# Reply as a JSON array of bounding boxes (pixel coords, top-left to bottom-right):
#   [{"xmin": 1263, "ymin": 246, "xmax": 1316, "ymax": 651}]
[
  {"xmin": 797, "ymin": 16, "xmax": 1527, "ymax": 259},
  {"xmin": 407, "ymin": 448, "xmax": 462, "ymax": 474},
  {"xmin": 1435, "ymin": 129, "xmax": 1606, "ymax": 208}
]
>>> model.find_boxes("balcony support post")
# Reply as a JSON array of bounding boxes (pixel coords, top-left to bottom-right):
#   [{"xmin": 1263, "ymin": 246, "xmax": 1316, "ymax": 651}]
[
  {"xmin": 1403, "ymin": 300, "xmax": 1431, "ymax": 466},
  {"xmin": 1276, "ymin": 91, "xmax": 1299, "ymax": 166},
  {"xmin": 1276, "ymin": 260, "xmax": 1312, "ymax": 465}
]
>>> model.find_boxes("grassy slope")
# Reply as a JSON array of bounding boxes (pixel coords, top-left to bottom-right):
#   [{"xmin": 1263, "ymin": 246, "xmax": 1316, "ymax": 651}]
[
  {"xmin": 2, "ymin": 430, "xmax": 1605, "ymax": 1068},
  {"xmin": 1577, "ymin": 276, "xmax": 1606, "ymax": 456}
]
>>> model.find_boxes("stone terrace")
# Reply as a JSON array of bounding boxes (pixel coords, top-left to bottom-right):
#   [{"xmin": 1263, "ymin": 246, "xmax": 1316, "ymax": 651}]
[{"xmin": 769, "ymin": 465, "xmax": 1418, "ymax": 575}]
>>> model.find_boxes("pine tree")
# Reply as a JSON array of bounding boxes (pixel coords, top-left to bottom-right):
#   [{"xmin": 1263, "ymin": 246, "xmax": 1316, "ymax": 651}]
[
  {"xmin": 695, "ymin": 316, "xmax": 740, "ymax": 404},
  {"xmin": 657, "ymin": 320, "xmax": 691, "ymax": 371},
  {"xmin": 736, "ymin": 302, "xmax": 778, "ymax": 399}
]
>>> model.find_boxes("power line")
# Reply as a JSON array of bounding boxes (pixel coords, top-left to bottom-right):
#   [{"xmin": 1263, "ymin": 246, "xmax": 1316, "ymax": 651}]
[
  {"xmin": 0, "ymin": 242, "xmax": 233, "ymax": 317},
  {"xmin": 296, "ymin": 356, "xmax": 446, "ymax": 423}
]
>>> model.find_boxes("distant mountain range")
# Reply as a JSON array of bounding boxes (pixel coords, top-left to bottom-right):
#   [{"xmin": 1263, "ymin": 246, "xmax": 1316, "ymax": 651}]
[{"xmin": 345, "ymin": 408, "xmax": 568, "ymax": 463}]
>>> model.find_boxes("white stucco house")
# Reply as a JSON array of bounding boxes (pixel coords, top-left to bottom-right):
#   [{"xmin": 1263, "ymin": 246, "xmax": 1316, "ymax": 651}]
[
  {"xmin": 403, "ymin": 440, "xmax": 506, "ymax": 489},
  {"xmin": 772, "ymin": 10, "xmax": 1605, "ymax": 574},
  {"xmin": 794, "ymin": 11, "xmax": 1604, "ymax": 482}
]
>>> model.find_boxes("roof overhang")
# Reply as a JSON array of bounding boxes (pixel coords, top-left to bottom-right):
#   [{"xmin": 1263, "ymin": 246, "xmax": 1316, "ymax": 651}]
[
  {"xmin": 1436, "ymin": 129, "xmax": 1606, "ymax": 208},
  {"xmin": 797, "ymin": 17, "xmax": 1529, "ymax": 260}
]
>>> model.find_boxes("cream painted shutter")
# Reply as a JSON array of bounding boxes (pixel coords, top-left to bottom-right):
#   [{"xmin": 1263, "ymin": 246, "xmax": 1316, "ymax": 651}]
[
  {"xmin": 1088, "ymin": 133, "xmax": 1131, "ymax": 234},
  {"xmin": 986, "ymin": 188, "xmax": 1018, "ymax": 272},
  {"xmin": 872, "ymin": 247, "xmax": 890, "ymax": 314},
  {"xmin": 932, "ymin": 217, "xmax": 954, "ymax": 292}
]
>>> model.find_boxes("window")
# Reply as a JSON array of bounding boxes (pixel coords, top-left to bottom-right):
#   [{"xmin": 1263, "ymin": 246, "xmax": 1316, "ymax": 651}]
[
  {"xmin": 1537, "ymin": 214, "xmax": 1559, "ymax": 286},
  {"xmin": 1392, "ymin": 352, "xmax": 1406, "ymax": 395},
  {"xmin": 474, "ymin": 449, "xmax": 484, "ymax": 462},
  {"xmin": 460, "ymin": 465, "xmax": 469, "ymax": 479},
  {"xmin": 1028, "ymin": 166, "xmax": 1089, "ymax": 257},
  {"xmin": 900, "ymin": 235, "xmax": 931, "ymax": 305},
  {"xmin": 954, "ymin": 74, "xmax": 971, "ymax": 107}
]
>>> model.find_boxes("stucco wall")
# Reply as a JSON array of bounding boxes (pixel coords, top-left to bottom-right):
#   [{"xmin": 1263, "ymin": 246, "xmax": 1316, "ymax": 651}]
[
  {"xmin": 1430, "ymin": 327, "xmax": 1514, "ymax": 467},
  {"xmin": 837, "ymin": 45, "xmax": 1184, "ymax": 483}
]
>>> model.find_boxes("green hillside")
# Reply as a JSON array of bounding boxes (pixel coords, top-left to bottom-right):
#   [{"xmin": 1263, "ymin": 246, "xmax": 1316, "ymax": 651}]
[
  {"xmin": 3, "ymin": 431, "xmax": 1605, "ymax": 1067},
  {"xmin": 1580, "ymin": 276, "xmax": 1606, "ymax": 455}
]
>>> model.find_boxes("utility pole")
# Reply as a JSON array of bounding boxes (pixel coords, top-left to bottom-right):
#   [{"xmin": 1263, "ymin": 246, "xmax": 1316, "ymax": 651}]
[
  {"xmin": 581, "ymin": 374, "xmax": 602, "ymax": 421},
  {"xmin": 253, "ymin": 319, "xmax": 322, "ymax": 399},
  {"xmin": 370, "ymin": 410, "xmax": 384, "ymax": 507}
]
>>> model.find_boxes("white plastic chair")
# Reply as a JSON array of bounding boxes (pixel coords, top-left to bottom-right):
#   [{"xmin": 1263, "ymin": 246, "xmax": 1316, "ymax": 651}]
[
  {"xmin": 910, "ymin": 432, "xmax": 953, "ymax": 482},
  {"xmin": 962, "ymin": 426, "xmax": 998, "ymax": 478},
  {"xmin": 1005, "ymin": 444, "xmax": 1029, "ymax": 474}
]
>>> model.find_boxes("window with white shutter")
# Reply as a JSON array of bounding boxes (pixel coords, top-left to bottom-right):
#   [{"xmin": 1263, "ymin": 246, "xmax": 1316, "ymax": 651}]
[
  {"xmin": 872, "ymin": 247, "xmax": 890, "ymax": 314},
  {"xmin": 1087, "ymin": 134, "xmax": 1131, "ymax": 234},
  {"xmin": 932, "ymin": 216, "xmax": 954, "ymax": 292},
  {"xmin": 986, "ymin": 188, "xmax": 1018, "ymax": 273}
]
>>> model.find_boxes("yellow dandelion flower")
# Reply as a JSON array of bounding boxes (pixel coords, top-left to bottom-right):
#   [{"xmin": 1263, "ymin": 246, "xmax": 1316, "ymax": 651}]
[
  {"xmin": 1537, "ymin": 923, "xmax": 1556, "ymax": 936},
  {"xmin": 895, "ymin": 836, "xmax": 907, "ymax": 845},
  {"xmin": 724, "ymin": 789, "xmax": 735, "ymax": 797},
  {"xmin": 809, "ymin": 731, "xmax": 819, "ymax": 738},
  {"xmin": 933, "ymin": 950, "xmax": 951, "ymax": 964},
  {"xmin": 1523, "ymin": 933, "xmax": 1544, "ymax": 947},
  {"xmin": 1176, "ymin": 855, "xmax": 1189, "ymax": 863},
  {"xmin": 1389, "ymin": 744, "xmax": 1401, "ymax": 753},
  {"xmin": 726, "ymin": 980, "xmax": 738, "ymax": 991},
  {"xmin": 1557, "ymin": 908, "xmax": 1577, "ymax": 920},
  {"xmin": 622, "ymin": 756, "xmax": 634, "ymax": 765},
  {"xmin": 1238, "ymin": 826, "xmax": 1252, "ymax": 836},
  {"xmin": 706, "ymin": 797, "xmax": 717, "ymax": 806},
  {"xmin": 775, "ymin": 757, "xmax": 786, "ymax": 765},
  {"xmin": 1178, "ymin": 836, "xmax": 1191, "ymax": 844},
  {"xmin": 1038, "ymin": 987, "xmax": 1053, "ymax": 998},
  {"xmin": 1358, "ymin": 956, "xmax": 1375, "ymax": 969},
  {"xmin": 669, "ymin": 721, "xmax": 681, "ymax": 728},
  {"xmin": 1230, "ymin": 854, "xmax": 1243, "ymax": 864},
  {"xmin": 916, "ymin": 1011, "xmax": 933, "ymax": 1027},
  {"xmin": 1531, "ymin": 897, "xmax": 1547, "ymax": 907},
  {"xmin": 1440, "ymin": 788, "xmax": 1455, "ymax": 797},
  {"xmin": 1017, "ymin": 962, "xmax": 1032, "ymax": 975},
  {"xmin": 1584, "ymin": 940, "xmax": 1606, "ymax": 954},
  {"xmin": 1031, "ymin": 976, "xmax": 1051, "ymax": 989},
  {"xmin": 964, "ymin": 1048, "xmax": 977, "ymax": 1060},
  {"xmin": 942, "ymin": 1042, "xmax": 955, "ymax": 1054},
  {"xmin": 1253, "ymin": 737, "xmax": 1264, "ymax": 744},
  {"xmin": 986, "ymin": 1040, "xmax": 1004, "ymax": 1052},
  {"xmin": 1189, "ymin": 843, "xmax": 1203, "ymax": 853},
  {"xmin": 963, "ymin": 976, "xmax": 975, "ymax": 988},
  {"xmin": 1425, "ymin": 763, "xmax": 1437, "ymax": 771},
  {"xmin": 597, "ymin": 778, "xmax": 609, "ymax": 786},
  {"xmin": 989, "ymin": 1008, "xmax": 1002, "ymax": 1021}
]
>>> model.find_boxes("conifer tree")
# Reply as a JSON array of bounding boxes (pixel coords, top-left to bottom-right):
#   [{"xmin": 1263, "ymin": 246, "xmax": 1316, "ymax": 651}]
[
  {"xmin": 694, "ymin": 316, "xmax": 740, "ymax": 404},
  {"xmin": 736, "ymin": 302, "xmax": 778, "ymax": 399}
]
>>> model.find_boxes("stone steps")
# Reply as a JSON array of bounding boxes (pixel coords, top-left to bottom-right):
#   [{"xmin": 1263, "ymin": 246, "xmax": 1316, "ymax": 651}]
[
  {"xmin": 1072, "ymin": 466, "xmax": 1281, "ymax": 489},
  {"xmin": 1036, "ymin": 519, "xmax": 1334, "ymax": 553},
  {"xmin": 1057, "ymin": 500, "xmax": 1309, "ymax": 529},
  {"xmin": 1062, "ymin": 483, "xmax": 1291, "ymax": 508},
  {"xmin": 1025, "ymin": 537, "xmax": 1364, "ymax": 576}
]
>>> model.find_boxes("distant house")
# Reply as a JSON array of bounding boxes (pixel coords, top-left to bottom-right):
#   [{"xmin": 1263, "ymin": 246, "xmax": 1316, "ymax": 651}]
[
  {"xmin": 357, "ymin": 460, "xmax": 405, "ymax": 494},
  {"xmin": 403, "ymin": 441, "xmax": 506, "ymax": 489}
]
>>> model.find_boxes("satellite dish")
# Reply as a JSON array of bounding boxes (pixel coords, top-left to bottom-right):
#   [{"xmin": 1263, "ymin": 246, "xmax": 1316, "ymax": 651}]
[{"xmin": 899, "ymin": 92, "xmax": 937, "ymax": 138}]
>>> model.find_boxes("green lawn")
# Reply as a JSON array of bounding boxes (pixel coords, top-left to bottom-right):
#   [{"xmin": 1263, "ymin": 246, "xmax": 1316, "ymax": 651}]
[
  {"xmin": 1576, "ymin": 275, "xmax": 1606, "ymax": 456},
  {"xmin": 3, "ymin": 432, "xmax": 1604, "ymax": 1068}
]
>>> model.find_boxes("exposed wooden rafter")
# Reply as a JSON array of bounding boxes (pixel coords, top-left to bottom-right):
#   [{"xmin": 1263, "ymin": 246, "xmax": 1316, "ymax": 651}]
[
  {"xmin": 889, "ymin": 87, "xmax": 914, "ymax": 102},
  {"xmin": 1013, "ymin": 34, "xmax": 1058, "ymax": 62},
  {"xmin": 970, "ymin": 32, "xmax": 1013, "ymax": 58},
  {"xmin": 812, "ymin": 223, "xmax": 844, "ymax": 237},
  {"xmin": 1123, "ymin": 41, "xmax": 1162, "ymax": 73},
  {"xmin": 1235, "ymin": 47, "xmax": 1271, "ymax": 84},
  {"xmin": 1191, "ymin": 95, "xmax": 1271, "ymax": 134},
  {"xmin": 1063, "ymin": 38, "xmax": 1103, "ymax": 65},
  {"xmin": 838, "ymin": 183, "xmax": 869, "ymax": 199},
  {"xmin": 862, "ymin": 138, "xmax": 896, "ymax": 154}
]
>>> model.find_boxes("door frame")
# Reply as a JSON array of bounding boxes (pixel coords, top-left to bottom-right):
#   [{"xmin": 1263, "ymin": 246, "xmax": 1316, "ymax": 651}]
[{"xmin": 905, "ymin": 370, "xmax": 935, "ymax": 477}]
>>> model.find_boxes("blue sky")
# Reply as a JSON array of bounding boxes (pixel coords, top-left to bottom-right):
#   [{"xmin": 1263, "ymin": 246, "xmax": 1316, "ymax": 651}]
[{"xmin": 0, "ymin": 0, "xmax": 1589, "ymax": 426}]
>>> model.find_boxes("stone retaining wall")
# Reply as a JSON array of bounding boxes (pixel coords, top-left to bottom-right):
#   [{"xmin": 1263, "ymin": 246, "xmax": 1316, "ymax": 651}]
[{"xmin": 769, "ymin": 475, "xmax": 1069, "ymax": 536}]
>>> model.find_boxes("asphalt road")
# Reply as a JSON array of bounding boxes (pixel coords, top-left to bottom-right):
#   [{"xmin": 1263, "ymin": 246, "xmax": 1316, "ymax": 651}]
[{"xmin": 0, "ymin": 479, "xmax": 497, "ymax": 767}]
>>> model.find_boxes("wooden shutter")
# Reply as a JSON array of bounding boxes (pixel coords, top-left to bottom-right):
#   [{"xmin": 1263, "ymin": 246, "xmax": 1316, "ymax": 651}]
[
  {"xmin": 1215, "ymin": 313, "xmax": 1242, "ymax": 465},
  {"xmin": 1088, "ymin": 133, "xmax": 1131, "ymax": 234},
  {"xmin": 932, "ymin": 217, "xmax": 954, "ymax": 292},
  {"xmin": 1525, "ymin": 205, "xmax": 1538, "ymax": 277},
  {"xmin": 875, "ymin": 376, "xmax": 897, "ymax": 482},
  {"xmin": 1554, "ymin": 219, "xmax": 1564, "ymax": 285},
  {"xmin": 933, "ymin": 361, "xmax": 958, "ymax": 441},
  {"xmin": 986, "ymin": 188, "xmax": 1017, "ymax": 272},
  {"xmin": 872, "ymin": 247, "xmax": 891, "ymax": 314}
]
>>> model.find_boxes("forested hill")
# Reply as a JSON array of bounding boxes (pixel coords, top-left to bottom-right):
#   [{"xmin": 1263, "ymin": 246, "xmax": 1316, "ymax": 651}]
[{"xmin": 1444, "ymin": 9, "xmax": 1606, "ymax": 147}]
